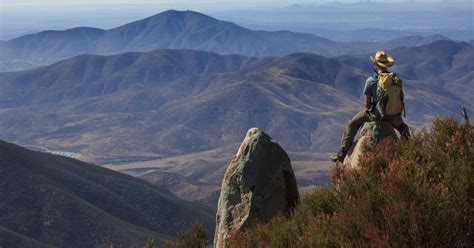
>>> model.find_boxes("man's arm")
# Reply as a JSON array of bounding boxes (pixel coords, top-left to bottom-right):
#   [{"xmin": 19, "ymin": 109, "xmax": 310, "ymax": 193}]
[
  {"xmin": 363, "ymin": 77, "xmax": 376, "ymax": 110},
  {"xmin": 365, "ymin": 95, "xmax": 372, "ymax": 110}
]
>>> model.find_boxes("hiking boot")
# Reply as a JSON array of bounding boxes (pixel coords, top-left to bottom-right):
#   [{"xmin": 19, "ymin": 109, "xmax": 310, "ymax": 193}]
[{"xmin": 330, "ymin": 151, "xmax": 346, "ymax": 162}]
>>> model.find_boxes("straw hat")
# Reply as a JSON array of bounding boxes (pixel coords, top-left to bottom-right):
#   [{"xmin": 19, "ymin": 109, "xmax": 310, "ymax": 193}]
[{"xmin": 370, "ymin": 50, "xmax": 394, "ymax": 68}]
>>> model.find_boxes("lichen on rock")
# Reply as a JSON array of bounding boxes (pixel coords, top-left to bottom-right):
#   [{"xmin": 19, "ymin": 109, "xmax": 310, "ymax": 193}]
[
  {"xmin": 344, "ymin": 121, "xmax": 398, "ymax": 169},
  {"xmin": 214, "ymin": 128, "xmax": 299, "ymax": 248}
]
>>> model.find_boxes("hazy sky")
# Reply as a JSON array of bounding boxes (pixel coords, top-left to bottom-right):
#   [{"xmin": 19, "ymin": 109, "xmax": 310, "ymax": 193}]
[
  {"xmin": 4, "ymin": 0, "xmax": 302, "ymax": 6},
  {"xmin": 2, "ymin": 0, "xmax": 469, "ymax": 11},
  {"xmin": 0, "ymin": 1, "xmax": 322, "ymax": 11},
  {"xmin": 1, "ymin": 0, "xmax": 456, "ymax": 6}
]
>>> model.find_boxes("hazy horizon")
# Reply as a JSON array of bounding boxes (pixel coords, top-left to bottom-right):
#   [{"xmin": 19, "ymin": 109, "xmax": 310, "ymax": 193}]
[{"xmin": 1, "ymin": 0, "xmax": 472, "ymax": 40}]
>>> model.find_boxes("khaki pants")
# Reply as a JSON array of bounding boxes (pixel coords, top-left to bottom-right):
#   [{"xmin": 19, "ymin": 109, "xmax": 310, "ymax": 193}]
[{"xmin": 339, "ymin": 110, "xmax": 410, "ymax": 154}]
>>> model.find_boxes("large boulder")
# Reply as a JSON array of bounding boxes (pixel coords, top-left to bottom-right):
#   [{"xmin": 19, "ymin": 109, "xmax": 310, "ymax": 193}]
[
  {"xmin": 344, "ymin": 121, "xmax": 398, "ymax": 169},
  {"xmin": 214, "ymin": 128, "xmax": 299, "ymax": 248}
]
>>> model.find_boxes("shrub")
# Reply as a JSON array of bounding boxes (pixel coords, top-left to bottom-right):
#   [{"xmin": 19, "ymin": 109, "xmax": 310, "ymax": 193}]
[
  {"xmin": 145, "ymin": 222, "xmax": 208, "ymax": 248},
  {"xmin": 174, "ymin": 222, "xmax": 208, "ymax": 248},
  {"xmin": 231, "ymin": 118, "xmax": 473, "ymax": 247}
]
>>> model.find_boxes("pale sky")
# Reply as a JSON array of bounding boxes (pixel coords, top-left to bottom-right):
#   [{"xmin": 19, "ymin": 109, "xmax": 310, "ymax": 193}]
[
  {"xmin": 4, "ymin": 0, "xmax": 303, "ymax": 6},
  {"xmin": 0, "ymin": 0, "xmax": 456, "ymax": 6}
]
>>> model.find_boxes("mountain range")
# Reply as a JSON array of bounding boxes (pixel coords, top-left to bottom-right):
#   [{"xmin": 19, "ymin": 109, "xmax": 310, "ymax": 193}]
[
  {"xmin": 0, "ymin": 10, "xmax": 451, "ymax": 72},
  {"xmin": 0, "ymin": 40, "xmax": 471, "ymax": 206},
  {"xmin": 215, "ymin": 1, "xmax": 473, "ymax": 41},
  {"xmin": 0, "ymin": 140, "xmax": 214, "ymax": 247}
]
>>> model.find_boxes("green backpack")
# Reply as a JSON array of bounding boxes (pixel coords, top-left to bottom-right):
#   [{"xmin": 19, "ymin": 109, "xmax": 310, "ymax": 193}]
[{"xmin": 375, "ymin": 72, "xmax": 405, "ymax": 118}]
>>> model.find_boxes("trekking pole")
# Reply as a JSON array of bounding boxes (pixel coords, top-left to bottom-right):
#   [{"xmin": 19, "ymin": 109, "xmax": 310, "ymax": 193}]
[
  {"xmin": 373, "ymin": 119, "xmax": 380, "ymax": 144},
  {"xmin": 461, "ymin": 104, "xmax": 469, "ymax": 124}
]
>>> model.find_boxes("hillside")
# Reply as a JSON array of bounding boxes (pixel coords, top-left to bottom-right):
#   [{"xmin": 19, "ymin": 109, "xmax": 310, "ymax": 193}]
[
  {"xmin": 95, "ymin": 10, "xmax": 347, "ymax": 57},
  {"xmin": 0, "ymin": 140, "xmax": 214, "ymax": 247},
  {"xmin": 0, "ymin": 10, "xmax": 450, "ymax": 72},
  {"xmin": 0, "ymin": 41, "xmax": 471, "ymax": 205},
  {"xmin": 0, "ymin": 27, "xmax": 105, "ymax": 72},
  {"xmin": 0, "ymin": 41, "xmax": 470, "ymax": 158},
  {"xmin": 0, "ymin": 50, "xmax": 364, "ymax": 163},
  {"xmin": 0, "ymin": 226, "xmax": 53, "ymax": 248},
  {"xmin": 0, "ymin": 49, "xmax": 269, "ymax": 107}
]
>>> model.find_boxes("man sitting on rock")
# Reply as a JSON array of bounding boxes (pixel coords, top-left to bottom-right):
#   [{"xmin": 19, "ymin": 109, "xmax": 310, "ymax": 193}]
[{"xmin": 330, "ymin": 50, "xmax": 410, "ymax": 162}]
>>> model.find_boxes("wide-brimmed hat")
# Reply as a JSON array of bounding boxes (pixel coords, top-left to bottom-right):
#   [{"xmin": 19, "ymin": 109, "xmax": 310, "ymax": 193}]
[{"xmin": 370, "ymin": 50, "xmax": 394, "ymax": 68}]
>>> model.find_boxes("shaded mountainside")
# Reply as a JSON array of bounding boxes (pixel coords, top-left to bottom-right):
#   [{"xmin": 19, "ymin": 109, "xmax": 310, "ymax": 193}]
[
  {"xmin": 0, "ymin": 27, "xmax": 105, "ymax": 72},
  {"xmin": 0, "ymin": 226, "xmax": 53, "ymax": 248},
  {"xmin": 0, "ymin": 140, "xmax": 214, "ymax": 247},
  {"xmin": 0, "ymin": 41, "xmax": 471, "ymax": 205},
  {"xmin": 0, "ymin": 27, "xmax": 104, "ymax": 60},
  {"xmin": 0, "ymin": 49, "xmax": 269, "ymax": 107},
  {"xmin": 0, "ymin": 10, "xmax": 451, "ymax": 72}
]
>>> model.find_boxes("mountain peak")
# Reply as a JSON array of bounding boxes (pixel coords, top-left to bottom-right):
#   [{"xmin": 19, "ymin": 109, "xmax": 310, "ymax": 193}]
[{"xmin": 145, "ymin": 9, "xmax": 219, "ymax": 23}]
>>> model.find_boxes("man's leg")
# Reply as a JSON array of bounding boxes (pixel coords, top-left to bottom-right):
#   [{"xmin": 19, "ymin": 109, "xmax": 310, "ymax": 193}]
[
  {"xmin": 385, "ymin": 115, "xmax": 411, "ymax": 140},
  {"xmin": 394, "ymin": 120, "xmax": 411, "ymax": 140},
  {"xmin": 331, "ymin": 110, "xmax": 370, "ymax": 162}
]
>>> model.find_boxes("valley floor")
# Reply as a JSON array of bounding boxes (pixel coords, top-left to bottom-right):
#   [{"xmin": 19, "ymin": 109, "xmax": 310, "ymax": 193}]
[{"xmin": 104, "ymin": 146, "xmax": 332, "ymax": 207}]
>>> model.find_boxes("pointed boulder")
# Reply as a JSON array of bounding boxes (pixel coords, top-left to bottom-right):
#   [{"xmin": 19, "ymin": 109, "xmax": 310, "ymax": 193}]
[{"xmin": 214, "ymin": 128, "xmax": 299, "ymax": 248}]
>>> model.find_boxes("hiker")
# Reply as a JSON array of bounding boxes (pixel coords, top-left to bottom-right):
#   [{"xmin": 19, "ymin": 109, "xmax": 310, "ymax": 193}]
[{"xmin": 330, "ymin": 50, "xmax": 410, "ymax": 162}]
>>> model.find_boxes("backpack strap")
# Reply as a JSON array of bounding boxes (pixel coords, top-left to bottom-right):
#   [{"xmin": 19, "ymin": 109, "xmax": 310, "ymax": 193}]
[
  {"xmin": 401, "ymin": 89, "xmax": 406, "ymax": 117},
  {"xmin": 403, "ymin": 103, "xmax": 406, "ymax": 118}
]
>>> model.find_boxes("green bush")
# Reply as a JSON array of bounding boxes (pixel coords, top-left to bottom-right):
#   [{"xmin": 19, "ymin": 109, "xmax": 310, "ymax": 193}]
[{"xmin": 231, "ymin": 118, "xmax": 473, "ymax": 247}]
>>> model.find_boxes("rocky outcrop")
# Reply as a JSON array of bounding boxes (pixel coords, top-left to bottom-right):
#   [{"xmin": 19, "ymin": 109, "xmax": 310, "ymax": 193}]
[
  {"xmin": 214, "ymin": 128, "xmax": 299, "ymax": 248},
  {"xmin": 344, "ymin": 121, "xmax": 398, "ymax": 169}
]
